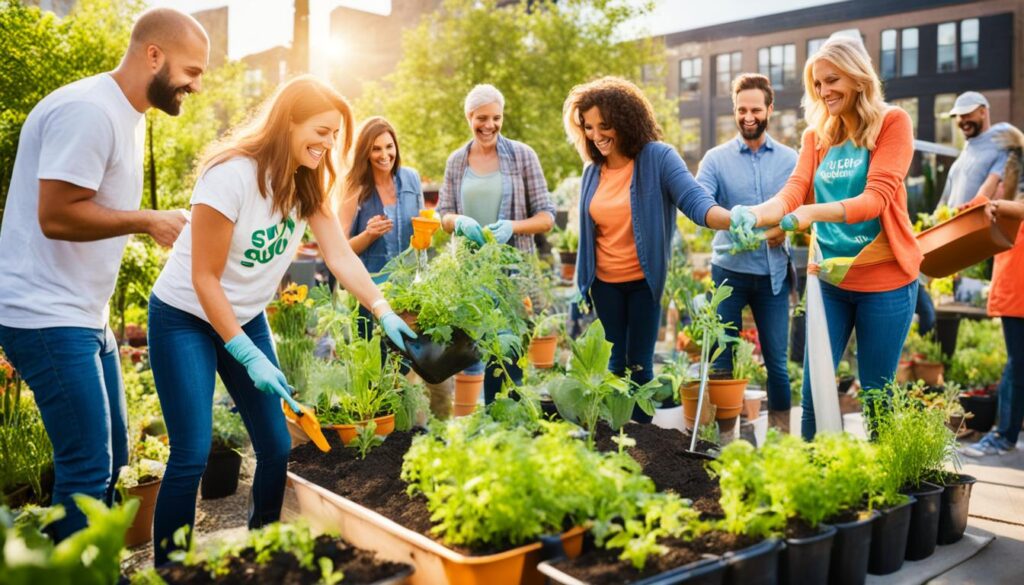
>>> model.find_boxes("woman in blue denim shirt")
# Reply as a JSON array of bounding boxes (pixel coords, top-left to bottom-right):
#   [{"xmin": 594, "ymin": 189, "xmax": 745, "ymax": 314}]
[{"xmin": 338, "ymin": 117, "xmax": 453, "ymax": 416}]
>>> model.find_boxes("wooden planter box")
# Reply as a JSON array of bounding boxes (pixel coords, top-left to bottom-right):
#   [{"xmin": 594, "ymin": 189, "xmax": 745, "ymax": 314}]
[{"xmin": 285, "ymin": 471, "xmax": 585, "ymax": 585}]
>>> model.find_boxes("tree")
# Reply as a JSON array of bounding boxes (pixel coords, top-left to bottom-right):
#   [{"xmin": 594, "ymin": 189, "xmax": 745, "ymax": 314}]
[
  {"xmin": 0, "ymin": 0, "xmax": 143, "ymax": 223},
  {"xmin": 357, "ymin": 0, "xmax": 674, "ymax": 188}
]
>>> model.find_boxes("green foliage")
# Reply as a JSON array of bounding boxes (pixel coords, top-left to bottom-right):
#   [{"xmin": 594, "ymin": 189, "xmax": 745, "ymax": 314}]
[
  {"xmin": 210, "ymin": 403, "xmax": 247, "ymax": 451},
  {"xmin": 381, "ymin": 239, "xmax": 531, "ymax": 379},
  {"xmin": 117, "ymin": 434, "xmax": 169, "ymax": 489},
  {"xmin": 402, "ymin": 416, "xmax": 690, "ymax": 563},
  {"xmin": 358, "ymin": 0, "xmax": 669, "ymax": 187},
  {"xmin": 903, "ymin": 327, "xmax": 945, "ymax": 364},
  {"xmin": 0, "ymin": 386, "xmax": 53, "ymax": 501},
  {"xmin": 947, "ymin": 319, "xmax": 1006, "ymax": 389},
  {"xmin": 865, "ymin": 381, "xmax": 958, "ymax": 496},
  {"xmin": 545, "ymin": 320, "xmax": 658, "ymax": 439},
  {"xmin": 347, "ymin": 420, "xmax": 384, "ymax": 460},
  {"xmin": 548, "ymin": 226, "xmax": 579, "ymax": 253},
  {"xmin": 807, "ymin": 433, "xmax": 878, "ymax": 516},
  {"xmin": 0, "ymin": 0, "xmax": 143, "ymax": 222},
  {"xmin": 686, "ymin": 282, "xmax": 738, "ymax": 367},
  {"xmin": 730, "ymin": 339, "xmax": 763, "ymax": 383},
  {"xmin": 1, "ymin": 495, "xmax": 139, "ymax": 585},
  {"xmin": 303, "ymin": 338, "xmax": 411, "ymax": 426},
  {"xmin": 111, "ymin": 236, "xmax": 166, "ymax": 337}
]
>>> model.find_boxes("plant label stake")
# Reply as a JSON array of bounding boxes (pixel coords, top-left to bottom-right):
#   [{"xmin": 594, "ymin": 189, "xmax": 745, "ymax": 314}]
[
  {"xmin": 279, "ymin": 392, "xmax": 331, "ymax": 452},
  {"xmin": 690, "ymin": 328, "xmax": 712, "ymax": 452}
]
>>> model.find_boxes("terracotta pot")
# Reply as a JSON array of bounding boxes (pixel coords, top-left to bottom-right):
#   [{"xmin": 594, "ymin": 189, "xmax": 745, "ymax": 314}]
[
  {"xmin": 527, "ymin": 335, "xmax": 558, "ymax": 368},
  {"xmin": 708, "ymin": 378, "xmax": 748, "ymax": 419},
  {"xmin": 743, "ymin": 389, "xmax": 766, "ymax": 420},
  {"xmin": 453, "ymin": 373, "xmax": 484, "ymax": 417},
  {"xmin": 896, "ymin": 360, "xmax": 914, "ymax": 384},
  {"xmin": 332, "ymin": 413, "xmax": 396, "ymax": 446},
  {"xmin": 560, "ymin": 262, "xmax": 576, "ymax": 282},
  {"xmin": 124, "ymin": 479, "xmax": 161, "ymax": 547},
  {"xmin": 917, "ymin": 202, "xmax": 1021, "ymax": 278},
  {"xmin": 680, "ymin": 383, "xmax": 715, "ymax": 429},
  {"xmin": 913, "ymin": 361, "xmax": 945, "ymax": 387}
]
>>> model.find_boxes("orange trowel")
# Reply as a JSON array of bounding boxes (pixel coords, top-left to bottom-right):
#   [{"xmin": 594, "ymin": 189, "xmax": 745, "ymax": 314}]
[{"xmin": 279, "ymin": 391, "xmax": 331, "ymax": 452}]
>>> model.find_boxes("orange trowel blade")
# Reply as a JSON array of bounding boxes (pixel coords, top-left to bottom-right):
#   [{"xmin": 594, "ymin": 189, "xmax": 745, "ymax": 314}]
[{"xmin": 282, "ymin": 399, "xmax": 331, "ymax": 452}]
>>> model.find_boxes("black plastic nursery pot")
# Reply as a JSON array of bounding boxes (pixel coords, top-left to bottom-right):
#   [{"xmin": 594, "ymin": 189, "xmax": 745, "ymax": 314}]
[
  {"xmin": 200, "ymin": 447, "xmax": 243, "ymax": 500},
  {"xmin": 827, "ymin": 510, "xmax": 878, "ymax": 585},
  {"xmin": 537, "ymin": 556, "xmax": 726, "ymax": 585},
  {"xmin": 937, "ymin": 474, "xmax": 977, "ymax": 545},
  {"xmin": 722, "ymin": 538, "xmax": 783, "ymax": 585},
  {"xmin": 390, "ymin": 325, "xmax": 481, "ymax": 384},
  {"xmin": 867, "ymin": 496, "xmax": 915, "ymax": 575},
  {"xmin": 779, "ymin": 524, "xmax": 836, "ymax": 585},
  {"xmin": 904, "ymin": 481, "xmax": 944, "ymax": 561},
  {"xmin": 959, "ymin": 393, "xmax": 998, "ymax": 432}
]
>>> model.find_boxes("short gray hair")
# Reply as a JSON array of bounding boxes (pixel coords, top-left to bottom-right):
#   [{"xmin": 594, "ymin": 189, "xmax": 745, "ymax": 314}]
[{"xmin": 464, "ymin": 84, "xmax": 505, "ymax": 117}]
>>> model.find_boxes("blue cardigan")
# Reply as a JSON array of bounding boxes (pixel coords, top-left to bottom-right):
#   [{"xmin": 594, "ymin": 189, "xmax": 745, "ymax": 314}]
[{"xmin": 577, "ymin": 141, "xmax": 717, "ymax": 303}]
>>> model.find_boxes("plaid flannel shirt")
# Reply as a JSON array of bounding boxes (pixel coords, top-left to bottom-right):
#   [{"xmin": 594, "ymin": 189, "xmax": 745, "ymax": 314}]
[{"xmin": 438, "ymin": 135, "xmax": 555, "ymax": 253}]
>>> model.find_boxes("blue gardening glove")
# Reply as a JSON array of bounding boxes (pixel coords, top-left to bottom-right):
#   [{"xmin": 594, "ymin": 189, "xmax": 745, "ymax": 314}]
[
  {"xmin": 781, "ymin": 213, "xmax": 800, "ymax": 231},
  {"xmin": 486, "ymin": 219, "xmax": 514, "ymax": 244},
  {"xmin": 380, "ymin": 311, "xmax": 417, "ymax": 352},
  {"xmin": 729, "ymin": 205, "xmax": 757, "ymax": 233},
  {"xmin": 225, "ymin": 333, "xmax": 292, "ymax": 398},
  {"xmin": 454, "ymin": 215, "xmax": 486, "ymax": 246}
]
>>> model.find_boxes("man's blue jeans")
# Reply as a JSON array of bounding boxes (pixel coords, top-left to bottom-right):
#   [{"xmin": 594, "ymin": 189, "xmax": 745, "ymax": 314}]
[
  {"xmin": 801, "ymin": 280, "xmax": 917, "ymax": 439},
  {"xmin": 589, "ymin": 278, "xmax": 661, "ymax": 423},
  {"xmin": 997, "ymin": 317, "xmax": 1024, "ymax": 445},
  {"xmin": 147, "ymin": 295, "xmax": 290, "ymax": 566},
  {"xmin": 711, "ymin": 265, "xmax": 792, "ymax": 411},
  {"xmin": 0, "ymin": 323, "xmax": 128, "ymax": 541}
]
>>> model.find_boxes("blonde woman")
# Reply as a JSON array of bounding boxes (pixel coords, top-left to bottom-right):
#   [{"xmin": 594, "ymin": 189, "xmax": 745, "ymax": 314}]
[
  {"xmin": 147, "ymin": 76, "xmax": 414, "ymax": 564},
  {"xmin": 732, "ymin": 37, "xmax": 920, "ymax": 438}
]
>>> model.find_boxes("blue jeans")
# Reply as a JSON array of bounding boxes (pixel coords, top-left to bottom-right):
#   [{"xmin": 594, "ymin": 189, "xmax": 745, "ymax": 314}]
[
  {"xmin": 915, "ymin": 281, "xmax": 936, "ymax": 336},
  {"xmin": 464, "ymin": 352, "xmax": 524, "ymax": 405},
  {"xmin": 711, "ymin": 265, "xmax": 792, "ymax": 411},
  {"xmin": 0, "ymin": 324, "xmax": 128, "ymax": 541},
  {"xmin": 147, "ymin": 295, "xmax": 291, "ymax": 566},
  {"xmin": 589, "ymin": 278, "xmax": 661, "ymax": 423},
  {"xmin": 997, "ymin": 317, "xmax": 1024, "ymax": 444},
  {"xmin": 801, "ymin": 280, "xmax": 918, "ymax": 440}
]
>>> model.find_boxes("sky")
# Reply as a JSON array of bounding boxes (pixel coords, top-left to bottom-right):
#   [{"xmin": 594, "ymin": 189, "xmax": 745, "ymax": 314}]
[{"xmin": 147, "ymin": 0, "xmax": 847, "ymax": 75}]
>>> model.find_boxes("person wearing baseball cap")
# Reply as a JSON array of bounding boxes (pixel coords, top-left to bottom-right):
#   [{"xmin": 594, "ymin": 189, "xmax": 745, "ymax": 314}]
[{"xmin": 937, "ymin": 91, "xmax": 1015, "ymax": 208}]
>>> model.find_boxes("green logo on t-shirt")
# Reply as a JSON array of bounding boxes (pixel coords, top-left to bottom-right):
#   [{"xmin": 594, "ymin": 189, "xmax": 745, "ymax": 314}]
[{"xmin": 241, "ymin": 216, "xmax": 296, "ymax": 267}]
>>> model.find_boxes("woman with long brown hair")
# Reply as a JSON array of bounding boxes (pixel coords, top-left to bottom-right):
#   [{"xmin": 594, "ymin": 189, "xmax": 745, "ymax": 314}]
[{"xmin": 147, "ymin": 76, "xmax": 415, "ymax": 564}]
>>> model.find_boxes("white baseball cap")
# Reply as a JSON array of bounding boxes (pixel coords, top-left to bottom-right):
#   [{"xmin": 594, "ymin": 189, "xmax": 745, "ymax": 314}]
[{"xmin": 947, "ymin": 92, "xmax": 989, "ymax": 117}]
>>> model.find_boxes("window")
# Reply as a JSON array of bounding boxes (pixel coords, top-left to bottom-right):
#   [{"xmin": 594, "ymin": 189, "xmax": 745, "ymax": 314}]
[
  {"xmin": 679, "ymin": 58, "xmax": 702, "ymax": 101},
  {"xmin": 716, "ymin": 115, "xmax": 735, "ymax": 145},
  {"xmin": 881, "ymin": 29, "xmax": 897, "ymax": 79},
  {"xmin": 758, "ymin": 43, "xmax": 796, "ymax": 89},
  {"xmin": 773, "ymin": 108, "xmax": 801, "ymax": 149},
  {"xmin": 715, "ymin": 51, "xmax": 742, "ymax": 96},
  {"xmin": 901, "ymin": 28, "xmax": 918, "ymax": 77},
  {"xmin": 807, "ymin": 37, "xmax": 827, "ymax": 57},
  {"xmin": 938, "ymin": 19, "xmax": 980, "ymax": 73},
  {"xmin": 679, "ymin": 118, "xmax": 702, "ymax": 165},
  {"xmin": 933, "ymin": 93, "xmax": 965, "ymax": 149},
  {"xmin": 961, "ymin": 19, "xmax": 979, "ymax": 70},
  {"xmin": 892, "ymin": 97, "xmax": 919, "ymax": 134}
]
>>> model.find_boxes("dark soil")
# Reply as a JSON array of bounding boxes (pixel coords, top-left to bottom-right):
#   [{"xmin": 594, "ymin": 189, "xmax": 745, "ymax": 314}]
[
  {"xmin": 593, "ymin": 423, "xmax": 722, "ymax": 516},
  {"xmin": 155, "ymin": 534, "xmax": 410, "ymax": 584},
  {"xmin": 784, "ymin": 517, "xmax": 824, "ymax": 540},
  {"xmin": 289, "ymin": 430, "xmax": 515, "ymax": 556},
  {"xmin": 551, "ymin": 530, "xmax": 760, "ymax": 585}
]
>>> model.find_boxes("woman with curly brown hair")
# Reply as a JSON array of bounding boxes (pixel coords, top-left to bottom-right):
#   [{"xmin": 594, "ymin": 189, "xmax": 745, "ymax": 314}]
[{"xmin": 563, "ymin": 76, "xmax": 731, "ymax": 422}]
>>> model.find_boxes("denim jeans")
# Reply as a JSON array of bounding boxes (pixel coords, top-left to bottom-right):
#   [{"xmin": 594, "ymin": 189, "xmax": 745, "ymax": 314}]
[
  {"xmin": 915, "ymin": 281, "xmax": 936, "ymax": 336},
  {"xmin": 464, "ymin": 352, "xmax": 524, "ymax": 405},
  {"xmin": 147, "ymin": 295, "xmax": 291, "ymax": 566},
  {"xmin": 801, "ymin": 280, "xmax": 918, "ymax": 439},
  {"xmin": 711, "ymin": 265, "xmax": 792, "ymax": 411},
  {"xmin": 997, "ymin": 317, "xmax": 1024, "ymax": 444},
  {"xmin": 589, "ymin": 278, "xmax": 661, "ymax": 423},
  {"xmin": 0, "ymin": 324, "xmax": 127, "ymax": 541}
]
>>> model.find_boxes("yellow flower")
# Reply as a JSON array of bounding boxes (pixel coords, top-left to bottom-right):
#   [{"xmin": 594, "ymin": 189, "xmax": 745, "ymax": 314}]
[{"xmin": 278, "ymin": 283, "xmax": 309, "ymax": 306}]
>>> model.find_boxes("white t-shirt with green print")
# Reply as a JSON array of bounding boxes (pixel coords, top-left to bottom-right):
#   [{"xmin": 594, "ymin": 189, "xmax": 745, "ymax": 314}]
[{"xmin": 153, "ymin": 156, "xmax": 307, "ymax": 324}]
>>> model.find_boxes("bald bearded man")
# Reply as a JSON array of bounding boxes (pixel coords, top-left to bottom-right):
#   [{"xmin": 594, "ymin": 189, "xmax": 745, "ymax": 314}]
[{"xmin": 0, "ymin": 8, "xmax": 209, "ymax": 540}]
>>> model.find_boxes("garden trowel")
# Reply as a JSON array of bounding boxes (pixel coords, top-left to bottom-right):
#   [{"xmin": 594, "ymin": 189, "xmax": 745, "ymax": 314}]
[{"xmin": 279, "ymin": 390, "xmax": 331, "ymax": 452}]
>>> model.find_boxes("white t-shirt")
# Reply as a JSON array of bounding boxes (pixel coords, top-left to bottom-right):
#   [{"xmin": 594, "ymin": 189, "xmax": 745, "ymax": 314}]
[
  {"xmin": 0, "ymin": 74, "xmax": 144, "ymax": 329},
  {"xmin": 152, "ymin": 157, "xmax": 308, "ymax": 324}
]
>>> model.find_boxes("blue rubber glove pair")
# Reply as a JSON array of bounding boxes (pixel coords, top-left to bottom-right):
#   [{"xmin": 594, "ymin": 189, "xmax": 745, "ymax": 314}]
[
  {"xmin": 486, "ymin": 220, "xmax": 514, "ymax": 244},
  {"xmin": 225, "ymin": 333, "xmax": 293, "ymax": 403},
  {"xmin": 454, "ymin": 215, "xmax": 486, "ymax": 245},
  {"xmin": 379, "ymin": 311, "xmax": 417, "ymax": 352}
]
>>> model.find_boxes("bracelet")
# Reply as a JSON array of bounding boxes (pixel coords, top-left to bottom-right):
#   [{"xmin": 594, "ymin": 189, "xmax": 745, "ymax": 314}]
[{"xmin": 370, "ymin": 298, "xmax": 389, "ymax": 313}]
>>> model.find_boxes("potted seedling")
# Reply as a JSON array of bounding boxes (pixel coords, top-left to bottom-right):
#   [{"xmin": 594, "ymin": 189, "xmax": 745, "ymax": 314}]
[
  {"xmin": 119, "ymin": 434, "xmax": 170, "ymax": 547},
  {"xmin": 527, "ymin": 311, "xmax": 565, "ymax": 369},
  {"xmin": 732, "ymin": 339, "xmax": 765, "ymax": 421},
  {"xmin": 200, "ymin": 403, "xmax": 248, "ymax": 500},
  {"xmin": 549, "ymin": 225, "xmax": 579, "ymax": 282},
  {"xmin": 905, "ymin": 329, "xmax": 946, "ymax": 387}
]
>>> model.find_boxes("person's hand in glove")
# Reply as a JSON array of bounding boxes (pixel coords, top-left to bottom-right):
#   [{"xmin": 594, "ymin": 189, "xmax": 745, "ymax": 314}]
[
  {"xmin": 454, "ymin": 215, "xmax": 486, "ymax": 245},
  {"xmin": 729, "ymin": 204, "xmax": 758, "ymax": 233},
  {"xmin": 225, "ymin": 333, "xmax": 291, "ymax": 398},
  {"xmin": 486, "ymin": 219, "xmax": 514, "ymax": 244},
  {"xmin": 379, "ymin": 311, "xmax": 417, "ymax": 352}
]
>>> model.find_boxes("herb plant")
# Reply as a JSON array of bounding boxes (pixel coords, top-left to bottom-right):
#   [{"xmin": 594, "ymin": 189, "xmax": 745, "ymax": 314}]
[
  {"xmin": 0, "ymin": 387, "xmax": 53, "ymax": 501},
  {"xmin": 210, "ymin": 403, "xmax": 247, "ymax": 451},
  {"xmin": 730, "ymin": 339, "xmax": 763, "ymax": 382},
  {"xmin": 347, "ymin": 420, "xmax": 384, "ymax": 459},
  {"xmin": 267, "ymin": 282, "xmax": 316, "ymax": 392}
]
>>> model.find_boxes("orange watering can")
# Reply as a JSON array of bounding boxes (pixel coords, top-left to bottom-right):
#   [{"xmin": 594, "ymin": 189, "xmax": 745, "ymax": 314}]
[{"xmin": 410, "ymin": 209, "xmax": 442, "ymax": 251}]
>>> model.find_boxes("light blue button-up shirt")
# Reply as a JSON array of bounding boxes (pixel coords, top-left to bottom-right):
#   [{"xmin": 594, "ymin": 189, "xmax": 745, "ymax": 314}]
[{"xmin": 696, "ymin": 134, "xmax": 798, "ymax": 295}]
